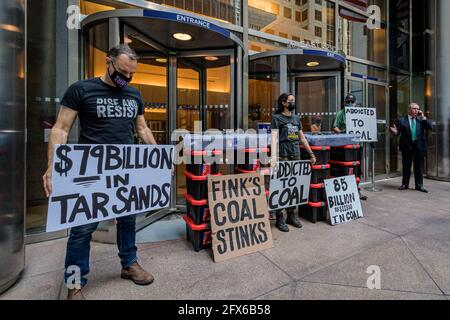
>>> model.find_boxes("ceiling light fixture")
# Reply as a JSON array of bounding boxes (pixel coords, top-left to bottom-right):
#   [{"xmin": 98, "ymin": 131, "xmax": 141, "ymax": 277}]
[
  {"xmin": 156, "ymin": 58, "xmax": 168, "ymax": 63},
  {"xmin": 173, "ymin": 33, "xmax": 192, "ymax": 41},
  {"xmin": 205, "ymin": 56, "xmax": 219, "ymax": 61},
  {"xmin": 306, "ymin": 61, "xmax": 320, "ymax": 67}
]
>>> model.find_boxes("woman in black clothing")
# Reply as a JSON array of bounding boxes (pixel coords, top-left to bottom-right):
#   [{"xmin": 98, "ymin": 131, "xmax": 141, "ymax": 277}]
[{"xmin": 271, "ymin": 93, "xmax": 317, "ymax": 232}]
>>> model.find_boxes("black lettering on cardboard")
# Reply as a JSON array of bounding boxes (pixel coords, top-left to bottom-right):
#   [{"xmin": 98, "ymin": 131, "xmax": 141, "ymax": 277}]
[
  {"xmin": 90, "ymin": 145, "xmax": 105, "ymax": 174},
  {"xmin": 51, "ymin": 193, "xmax": 79, "ymax": 224},
  {"xmin": 74, "ymin": 145, "xmax": 91, "ymax": 175},
  {"xmin": 216, "ymin": 230, "xmax": 227, "ymax": 254},
  {"xmin": 113, "ymin": 187, "xmax": 128, "ymax": 214},
  {"xmin": 213, "ymin": 203, "xmax": 226, "ymax": 226},
  {"xmin": 257, "ymin": 221, "xmax": 268, "ymax": 243},
  {"xmin": 105, "ymin": 145, "xmax": 122, "ymax": 170},
  {"xmin": 159, "ymin": 183, "xmax": 171, "ymax": 207},
  {"xmin": 69, "ymin": 195, "xmax": 92, "ymax": 223},
  {"xmin": 227, "ymin": 200, "xmax": 240, "ymax": 223},
  {"xmin": 92, "ymin": 193, "xmax": 109, "ymax": 219}
]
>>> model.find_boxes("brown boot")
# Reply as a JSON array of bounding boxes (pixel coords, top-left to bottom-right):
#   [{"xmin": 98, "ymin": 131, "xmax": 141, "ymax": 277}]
[
  {"xmin": 67, "ymin": 288, "xmax": 86, "ymax": 300},
  {"xmin": 121, "ymin": 261, "xmax": 154, "ymax": 285}
]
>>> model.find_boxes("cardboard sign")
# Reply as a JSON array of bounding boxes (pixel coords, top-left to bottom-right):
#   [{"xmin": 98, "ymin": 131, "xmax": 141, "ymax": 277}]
[
  {"xmin": 345, "ymin": 107, "xmax": 378, "ymax": 142},
  {"xmin": 324, "ymin": 175, "xmax": 363, "ymax": 226},
  {"xmin": 207, "ymin": 173, "xmax": 273, "ymax": 263},
  {"xmin": 268, "ymin": 161, "xmax": 312, "ymax": 211},
  {"xmin": 46, "ymin": 144, "xmax": 174, "ymax": 232}
]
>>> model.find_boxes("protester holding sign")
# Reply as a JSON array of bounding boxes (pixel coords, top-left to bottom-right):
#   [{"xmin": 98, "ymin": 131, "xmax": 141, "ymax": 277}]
[
  {"xmin": 42, "ymin": 44, "xmax": 158, "ymax": 300},
  {"xmin": 332, "ymin": 94, "xmax": 368, "ymax": 201},
  {"xmin": 333, "ymin": 94, "xmax": 357, "ymax": 134},
  {"xmin": 270, "ymin": 93, "xmax": 316, "ymax": 232},
  {"xmin": 390, "ymin": 103, "xmax": 433, "ymax": 193}
]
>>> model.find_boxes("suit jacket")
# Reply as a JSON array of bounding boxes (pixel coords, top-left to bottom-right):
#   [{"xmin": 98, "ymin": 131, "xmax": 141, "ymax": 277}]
[{"xmin": 395, "ymin": 116, "xmax": 432, "ymax": 153}]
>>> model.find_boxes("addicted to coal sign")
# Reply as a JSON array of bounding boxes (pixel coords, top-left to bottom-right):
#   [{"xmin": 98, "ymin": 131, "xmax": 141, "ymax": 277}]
[
  {"xmin": 208, "ymin": 173, "xmax": 273, "ymax": 263},
  {"xmin": 268, "ymin": 160, "xmax": 312, "ymax": 211},
  {"xmin": 324, "ymin": 175, "xmax": 363, "ymax": 226},
  {"xmin": 345, "ymin": 107, "xmax": 378, "ymax": 142},
  {"xmin": 46, "ymin": 144, "xmax": 174, "ymax": 232}
]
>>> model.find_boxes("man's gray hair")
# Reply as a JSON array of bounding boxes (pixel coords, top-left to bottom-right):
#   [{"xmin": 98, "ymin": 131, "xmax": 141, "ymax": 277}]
[{"xmin": 107, "ymin": 44, "xmax": 138, "ymax": 61}]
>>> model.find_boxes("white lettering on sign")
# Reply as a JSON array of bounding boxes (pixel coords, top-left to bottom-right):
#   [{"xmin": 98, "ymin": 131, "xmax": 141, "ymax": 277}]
[{"xmin": 176, "ymin": 14, "xmax": 211, "ymax": 29}]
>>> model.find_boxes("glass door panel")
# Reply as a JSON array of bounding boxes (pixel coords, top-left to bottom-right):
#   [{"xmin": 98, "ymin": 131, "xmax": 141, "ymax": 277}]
[
  {"xmin": 176, "ymin": 59, "xmax": 201, "ymax": 204},
  {"xmin": 348, "ymin": 79, "xmax": 365, "ymax": 107},
  {"xmin": 206, "ymin": 62, "xmax": 231, "ymax": 131},
  {"xmin": 130, "ymin": 56, "xmax": 168, "ymax": 144},
  {"xmin": 295, "ymin": 75, "xmax": 338, "ymax": 132},
  {"xmin": 367, "ymin": 82, "xmax": 388, "ymax": 176}
]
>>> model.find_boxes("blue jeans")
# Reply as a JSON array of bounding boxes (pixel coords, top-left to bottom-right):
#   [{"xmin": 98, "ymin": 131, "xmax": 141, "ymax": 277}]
[{"xmin": 64, "ymin": 215, "xmax": 138, "ymax": 287}]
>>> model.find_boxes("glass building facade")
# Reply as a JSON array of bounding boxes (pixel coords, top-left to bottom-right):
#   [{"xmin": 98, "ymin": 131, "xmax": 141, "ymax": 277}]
[{"xmin": 0, "ymin": 0, "xmax": 449, "ymax": 253}]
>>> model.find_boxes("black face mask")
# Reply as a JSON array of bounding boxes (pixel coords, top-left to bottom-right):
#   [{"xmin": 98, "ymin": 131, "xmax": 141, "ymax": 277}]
[
  {"xmin": 108, "ymin": 60, "xmax": 132, "ymax": 88},
  {"xmin": 287, "ymin": 102, "xmax": 296, "ymax": 111}
]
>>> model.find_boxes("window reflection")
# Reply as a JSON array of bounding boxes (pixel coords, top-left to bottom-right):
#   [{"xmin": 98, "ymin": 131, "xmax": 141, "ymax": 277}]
[
  {"xmin": 248, "ymin": 56, "xmax": 280, "ymax": 130},
  {"xmin": 249, "ymin": 0, "xmax": 335, "ymax": 47},
  {"xmin": 338, "ymin": 6, "xmax": 386, "ymax": 64}
]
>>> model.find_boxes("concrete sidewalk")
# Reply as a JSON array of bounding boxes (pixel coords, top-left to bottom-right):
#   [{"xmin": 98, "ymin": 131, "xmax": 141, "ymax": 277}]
[{"xmin": 1, "ymin": 177, "xmax": 450, "ymax": 300}]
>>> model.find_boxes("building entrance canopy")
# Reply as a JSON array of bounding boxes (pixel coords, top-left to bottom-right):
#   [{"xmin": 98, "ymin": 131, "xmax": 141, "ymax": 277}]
[{"xmin": 81, "ymin": 8, "xmax": 244, "ymax": 54}]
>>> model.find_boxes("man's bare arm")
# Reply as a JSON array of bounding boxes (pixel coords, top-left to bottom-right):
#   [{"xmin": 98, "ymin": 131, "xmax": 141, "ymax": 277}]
[
  {"xmin": 136, "ymin": 115, "xmax": 157, "ymax": 145},
  {"xmin": 43, "ymin": 106, "xmax": 78, "ymax": 197}
]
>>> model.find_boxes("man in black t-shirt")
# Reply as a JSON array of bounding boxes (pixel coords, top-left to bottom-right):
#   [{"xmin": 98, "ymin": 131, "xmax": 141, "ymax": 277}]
[{"xmin": 42, "ymin": 44, "xmax": 157, "ymax": 300}]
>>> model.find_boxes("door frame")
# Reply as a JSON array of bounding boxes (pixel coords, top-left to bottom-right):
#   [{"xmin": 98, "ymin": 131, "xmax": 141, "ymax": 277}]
[{"xmin": 346, "ymin": 75, "xmax": 390, "ymax": 180}]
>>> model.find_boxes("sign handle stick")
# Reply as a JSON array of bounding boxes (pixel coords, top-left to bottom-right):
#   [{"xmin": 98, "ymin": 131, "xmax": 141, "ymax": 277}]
[{"xmin": 365, "ymin": 142, "xmax": 382, "ymax": 192}]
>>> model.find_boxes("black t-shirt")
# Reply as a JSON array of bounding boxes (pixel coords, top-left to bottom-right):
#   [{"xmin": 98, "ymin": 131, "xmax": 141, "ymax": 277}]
[
  {"xmin": 271, "ymin": 113, "xmax": 302, "ymax": 157},
  {"xmin": 61, "ymin": 77, "xmax": 144, "ymax": 144}
]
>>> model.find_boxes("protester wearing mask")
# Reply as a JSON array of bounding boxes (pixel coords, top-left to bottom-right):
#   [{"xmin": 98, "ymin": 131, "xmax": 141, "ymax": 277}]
[
  {"xmin": 333, "ymin": 94, "xmax": 368, "ymax": 201},
  {"xmin": 42, "ymin": 45, "xmax": 157, "ymax": 300},
  {"xmin": 271, "ymin": 93, "xmax": 317, "ymax": 232},
  {"xmin": 333, "ymin": 94, "xmax": 357, "ymax": 133}
]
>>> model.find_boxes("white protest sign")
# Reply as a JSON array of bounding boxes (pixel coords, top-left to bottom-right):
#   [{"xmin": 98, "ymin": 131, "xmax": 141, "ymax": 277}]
[
  {"xmin": 268, "ymin": 160, "xmax": 312, "ymax": 211},
  {"xmin": 345, "ymin": 107, "xmax": 378, "ymax": 142},
  {"xmin": 46, "ymin": 144, "xmax": 174, "ymax": 232},
  {"xmin": 324, "ymin": 175, "xmax": 363, "ymax": 226}
]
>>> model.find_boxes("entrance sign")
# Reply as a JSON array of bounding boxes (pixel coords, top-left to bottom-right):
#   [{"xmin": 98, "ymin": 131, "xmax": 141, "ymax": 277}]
[
  {"xmin": 268, "ymin": 161, "xmax": 312, "ymax": 211},
  {"xmin": 345, "ymin": 107, "xmax": 378, "ymax": 142},
  {"xmin": 143, "ymin": 9, "xmax": 231, "ymax": 38},
  {"xmin": 207, "ymin": 173, "xmax": 273, "ymax": 262},
  {"xmin": 46, "ymin": 144, "xmax": 174, "ymax": 232},
  {"xmin": 324, "ymin": 175, "xmax": 363, "ymax": 226}
]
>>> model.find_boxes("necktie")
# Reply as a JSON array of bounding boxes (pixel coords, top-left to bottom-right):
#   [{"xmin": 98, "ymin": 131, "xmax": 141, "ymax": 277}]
[{"xmin": 411, "ymin": 118, "xmax": 417, "ymax": 141}]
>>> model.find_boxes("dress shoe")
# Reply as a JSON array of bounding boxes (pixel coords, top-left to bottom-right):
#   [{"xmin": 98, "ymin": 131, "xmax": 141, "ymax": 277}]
[
  {"xmin": 415, "ymin": 186, "xmax": 429, "ymax": 193},
  {"xmin": 121, "ymin": 261, "xmax": 154, "ymax": 285},
  {"xmin": 398, "ymin": 185, "xmax": 409, "ymax": 190},
  {"xmin": 67, "ymin": 288, "xmax": 85, "ymax": 300}
]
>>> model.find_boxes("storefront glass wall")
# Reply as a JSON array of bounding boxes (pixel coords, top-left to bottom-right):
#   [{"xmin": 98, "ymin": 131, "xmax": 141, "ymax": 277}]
[{"xmin": 26, "ymin": 0, "xmax": 70, "ymax": 237}]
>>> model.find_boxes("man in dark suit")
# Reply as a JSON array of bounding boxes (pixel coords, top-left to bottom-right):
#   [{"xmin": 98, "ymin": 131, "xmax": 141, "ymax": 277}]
[{"xmin": 390, "ymin": 103, "xmax": 433, "ymax": 193}]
